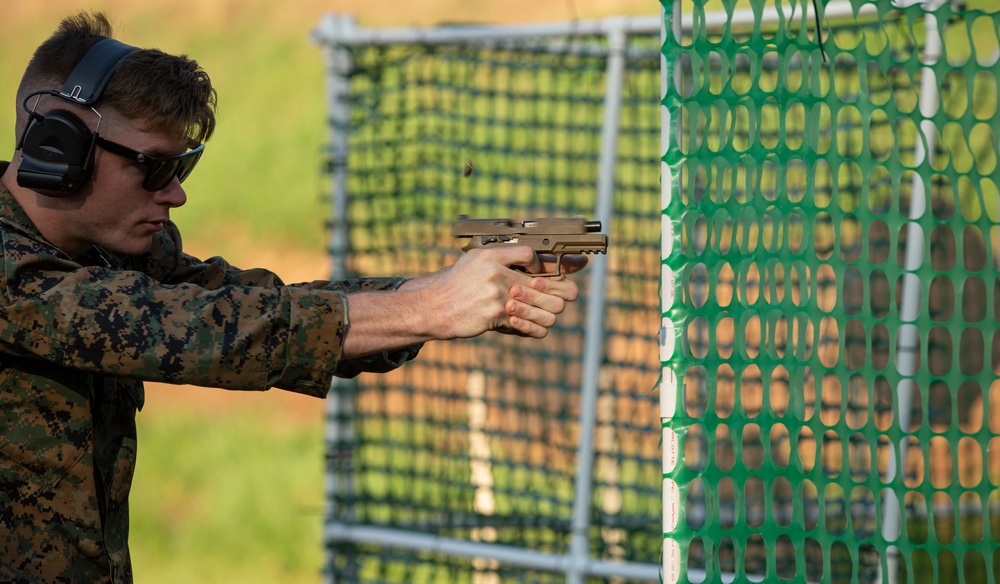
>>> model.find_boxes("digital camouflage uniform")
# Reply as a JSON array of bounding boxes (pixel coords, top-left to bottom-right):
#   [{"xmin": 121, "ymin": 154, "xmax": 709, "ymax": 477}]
[{"xmin": 0, "ymin": 162, "xmax": 420, "ymax": 582}]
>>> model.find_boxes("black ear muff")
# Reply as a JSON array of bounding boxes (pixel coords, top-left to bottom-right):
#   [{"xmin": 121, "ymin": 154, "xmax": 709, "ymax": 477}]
[
  {"xmin": 17, "ymin": 110, "xmax": 97, "ymax": 196},
  {"xmin": 15, "ymin": 38, "xmax": 137, "ymax": 196}
]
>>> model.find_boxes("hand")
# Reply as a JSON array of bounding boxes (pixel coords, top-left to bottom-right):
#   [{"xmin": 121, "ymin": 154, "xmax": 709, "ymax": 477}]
[
  {"xmin": 503, "ymin": 255, "xmax": 587, "ymax": 338},
  {"xmin": 343, "ymin": 247, "xmax": 586, "ymax": 358},
  {"xmin": 400, "ymin": 246, "xmax": 581, "ymax": 339}
]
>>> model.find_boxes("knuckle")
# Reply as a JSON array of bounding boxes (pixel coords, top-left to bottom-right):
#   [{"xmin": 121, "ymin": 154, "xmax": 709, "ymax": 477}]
[
  {"xmin": 508, "ymin": 314, "xmax": 527, "ymax": 330},
  {"xmin": 487, "ymin": 284, "xmax": 506, "ymax": 301}
]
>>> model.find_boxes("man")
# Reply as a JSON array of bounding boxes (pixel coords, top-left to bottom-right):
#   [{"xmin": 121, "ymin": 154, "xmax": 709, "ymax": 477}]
[{"xmin": 0, "ymin": 12, "xmax": 585, "ymax": 582}]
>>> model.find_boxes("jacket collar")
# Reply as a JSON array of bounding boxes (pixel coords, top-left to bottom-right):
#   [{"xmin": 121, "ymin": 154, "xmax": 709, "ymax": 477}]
[
  {"xmin": 0, "ymin": 161, "xmax": 105, "ymax": 266},
  {"xmin": 0, "ymin": 161, "xmax": 49, "ymax": 242}
]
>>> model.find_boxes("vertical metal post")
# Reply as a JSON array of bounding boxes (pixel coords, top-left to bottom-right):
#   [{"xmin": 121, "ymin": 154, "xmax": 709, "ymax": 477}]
[
  {"xmin": 323, "ymin": 14, "xmax": 354, "ymax": 284},
  {"xmin": 320, "ymin": 13, "xmax": 358, "ymax": 584},
  {"xmin": 660, "ymin": 2, "xmax": 683, "ymax": 582},
  {"xmin": 566, "ymin": 18, "xmax": 627, "ymax": 584},
  {"xmin": 881, "ymin": 2, "xmax": 945, "ymax": 583}
]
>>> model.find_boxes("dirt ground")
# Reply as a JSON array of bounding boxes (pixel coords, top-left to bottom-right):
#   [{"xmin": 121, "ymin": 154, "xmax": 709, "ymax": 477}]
[{"xmin": 142, "ymin": 380, "xmax": 327, "ymax": 423}]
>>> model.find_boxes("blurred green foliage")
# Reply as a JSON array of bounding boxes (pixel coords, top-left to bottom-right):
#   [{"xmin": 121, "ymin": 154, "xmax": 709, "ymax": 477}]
[
  {"xmin": 130, "ymin": 393, "xmax": 326, "ymax": 583},
  {"xmin": 0, "ymin": 3, "xmax": 331, "ymax": 256}
]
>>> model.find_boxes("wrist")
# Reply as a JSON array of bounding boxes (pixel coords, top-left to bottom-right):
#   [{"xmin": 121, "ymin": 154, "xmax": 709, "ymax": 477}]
[
  {"xmin": 396, "ymin": 269, "xmax": 442, "ymax": 293},
  {"xmin": 343, "ymin": 285, "xmax": 444, "ymax": 358}
]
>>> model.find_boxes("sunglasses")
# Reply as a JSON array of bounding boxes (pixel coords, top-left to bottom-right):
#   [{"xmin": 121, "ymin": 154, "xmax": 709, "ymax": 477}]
[{"xmin": 94, "ymin": 135, "xmax": 205, "ymax": 192}]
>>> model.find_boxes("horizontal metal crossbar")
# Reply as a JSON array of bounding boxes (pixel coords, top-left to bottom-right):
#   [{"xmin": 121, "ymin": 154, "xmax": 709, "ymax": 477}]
[
  {"xmin": 324, "ymin": 523, "xmax": 661, "ymax": 581},
  {"xmin": 313, "ymin": 1, "xmax": 862, "ymax": 47}
]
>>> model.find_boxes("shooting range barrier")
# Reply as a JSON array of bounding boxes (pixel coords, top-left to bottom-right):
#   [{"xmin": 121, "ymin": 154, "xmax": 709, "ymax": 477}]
[
  {"xmin": 315, "ymin": 11, "xmax": 662, "ymax": 584},
  {"xmin": 662, "ymin": 1, "xmax": 1000, "ymax": 583},
  {"xmin": 316, "ymin": 0, "xmax": 1000, "ymax": 582}
]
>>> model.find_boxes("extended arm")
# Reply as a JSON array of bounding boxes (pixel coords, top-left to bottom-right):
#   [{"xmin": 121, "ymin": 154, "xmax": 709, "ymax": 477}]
[
  {"xmin": 138, "ymin": 222, "xmax": 583, "ymax": 354},
  {"xmin": 342, "ymin": 246, "xmax": 584, "ymax": 357},
  {"xmin": 0, "ymin": 227, "xmax": 585, "ymax": 395}
]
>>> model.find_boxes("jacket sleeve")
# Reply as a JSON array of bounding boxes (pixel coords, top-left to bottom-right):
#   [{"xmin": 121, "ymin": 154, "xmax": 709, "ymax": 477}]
[
  {"xmin": 131, "ymin": 221, "xmax": 423, "ymax": 380},
  {"xmin": 0, "ymin": 226, "xmax": 418, "ymax": 396}
]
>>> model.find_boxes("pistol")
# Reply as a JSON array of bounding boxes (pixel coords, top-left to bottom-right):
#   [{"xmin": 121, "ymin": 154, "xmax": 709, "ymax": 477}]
[{"xmin": 454, "ymin": 215, "xmax": 609, "ymax": 277}]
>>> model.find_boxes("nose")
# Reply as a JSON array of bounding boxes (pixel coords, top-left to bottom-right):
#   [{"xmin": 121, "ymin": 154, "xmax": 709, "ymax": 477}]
[{"xmin": 155, "ymin": 178, "xmax": 188, "ymax": 208}]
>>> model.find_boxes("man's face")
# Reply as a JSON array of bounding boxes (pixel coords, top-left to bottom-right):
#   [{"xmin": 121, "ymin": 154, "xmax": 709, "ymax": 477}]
[{"xmin": 58, "ymin": 113, "xmax": 189, "ymax": 257}]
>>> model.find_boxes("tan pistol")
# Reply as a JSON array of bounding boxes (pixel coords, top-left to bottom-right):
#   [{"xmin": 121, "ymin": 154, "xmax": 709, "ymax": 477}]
[{"xmin": 453, "ymin": 215, "xmax": 609, "ymax": 277}]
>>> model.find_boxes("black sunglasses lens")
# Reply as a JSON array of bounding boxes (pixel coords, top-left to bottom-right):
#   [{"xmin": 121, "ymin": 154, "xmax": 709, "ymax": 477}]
[
  {"xmin": 144, "ymin": 159, "xmax": 180, "ymax": 191},
  {"xmin": 143, "ymin": 151, "xmax": 202, "ymax": 191},
  {"xmin": 176, "ymin": 150, "xmax": 202, "ymax": 184}
]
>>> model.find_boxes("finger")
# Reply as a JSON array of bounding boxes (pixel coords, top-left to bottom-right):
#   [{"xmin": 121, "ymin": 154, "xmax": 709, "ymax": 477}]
[
  {"xmin": 509, "ymin": 284, "xmax": 568, "ymax": 315},
  {"xmin": 525, "ymin": 276, "xmax": 579, "ymax": 303},
  {"xmin": 506, "ymin": 314, "xmax": 549, "ymax": 339},
  {"xmin": 489, "ymin": 245, "xmax": 542, "ymax": 274},
  {"xmin": 507, "ymin": 247, "xmax": 543, "ymax": 274},
  {"xmin": 506, "ymin": 297, "xmax": 558, "ymax": 329},
  {"xmin": 559, "ymin": 254, "xmax": 589, "ymax": 275},
  {"xmin": 537, "ymin": 254, "xmax": 588, "ymax": 276}
]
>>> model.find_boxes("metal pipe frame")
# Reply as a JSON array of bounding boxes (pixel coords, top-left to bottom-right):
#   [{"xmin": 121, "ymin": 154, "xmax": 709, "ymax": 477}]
[
  {"xmin": 313, "ymin": 1, "xmax": 860, "ymax": 48},
  {"xmin": 320, "ymin": 13, "xmax": 360, "ymax": 584},
  {"xmin": 317, "ymin": 1, "xmax": 877, "ymax": 582},
  {"xmin": 565, "ymin": 15, "xmax": 628, "ymax": 584},
  {"xmin": 324, "ymin": 524, "xmax": 661, "ymax": 580}
]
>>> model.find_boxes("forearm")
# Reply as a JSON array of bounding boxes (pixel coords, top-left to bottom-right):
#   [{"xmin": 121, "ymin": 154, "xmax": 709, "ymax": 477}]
[
  {"xmin": 342, "ymin": 284, "xmax": 440, "ymax": 358},
  {"xmin": 341, "ymin": 247, "xmax": 582, "ymax": 355}
]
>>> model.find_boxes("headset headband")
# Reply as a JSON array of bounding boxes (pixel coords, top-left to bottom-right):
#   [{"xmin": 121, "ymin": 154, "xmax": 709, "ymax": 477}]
[
  {"xmin": 14, "ymin": 37, "xmax": 139, "ymax": 194},
  {"xmin": 59, "ymin": 38, "xmax": 137, "ymax": 105}
]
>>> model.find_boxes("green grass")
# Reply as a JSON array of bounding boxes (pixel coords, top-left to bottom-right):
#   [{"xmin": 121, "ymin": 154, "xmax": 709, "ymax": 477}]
[
  {"xmin": 130, "ymin": 397, "xmax": 325, "ymax": 583},
  {"xmin": 165, "ymin": 28, "xmax": 330, "ymax": 254}
]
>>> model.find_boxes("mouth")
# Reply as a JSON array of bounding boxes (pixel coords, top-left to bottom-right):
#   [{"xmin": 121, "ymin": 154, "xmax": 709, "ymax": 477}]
[{"xmin": 141, "ymin": 220, "xmax": 167, "ymax": 231}]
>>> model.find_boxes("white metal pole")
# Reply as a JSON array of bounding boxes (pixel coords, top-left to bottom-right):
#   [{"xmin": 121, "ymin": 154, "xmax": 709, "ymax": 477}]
[
  {"xmin": 318, "ymin": 13, "xmax": 358, "ymax": 584},
  {"xmin": 324, "ymin": 523, "xmax": 661, "ymax": 579},
  {"xmin": 310, "ymin": 2, "xmax": 858, "ymax": 48},
  {"xmin": 881, "ymin": 2, "xmax": 947, "ymax": 583},
  {"xmin": 312, "ymin": 15, "xmax": 662, "ymax": 45},
  {"xmin": 661, "ymin": 2, "xmax": 683, "ymax": 582},
  {"xmin": 565, "ymin": 17, "xmax": 628, "ymax": 584}
]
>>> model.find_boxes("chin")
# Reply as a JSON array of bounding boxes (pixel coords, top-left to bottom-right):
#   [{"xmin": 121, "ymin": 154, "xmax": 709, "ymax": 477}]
[{"xmin": 105, "ymin": 238, "xmax": 155, "ymax": 256}]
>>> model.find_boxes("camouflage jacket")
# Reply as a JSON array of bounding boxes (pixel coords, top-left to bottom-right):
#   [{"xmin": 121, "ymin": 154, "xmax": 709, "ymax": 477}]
[{"xmin": 0, "ymin": 163, "xmax": 419, "ymax": 583}]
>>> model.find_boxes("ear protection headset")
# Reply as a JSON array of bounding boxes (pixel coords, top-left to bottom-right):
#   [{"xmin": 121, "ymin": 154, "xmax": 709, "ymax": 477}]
[{"xmin": 16, "ymin": 38, "xmax": 137, "ymax": 196}]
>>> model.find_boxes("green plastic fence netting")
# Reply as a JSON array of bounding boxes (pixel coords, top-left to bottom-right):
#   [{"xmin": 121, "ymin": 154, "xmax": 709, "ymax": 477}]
[
  {"xmin": 662, "ymin": 0, "xmax": 1000, "ymax": 582},
  {"xmin": 321, "ymin": 28, "xmax": 662, "ymax": 582}
]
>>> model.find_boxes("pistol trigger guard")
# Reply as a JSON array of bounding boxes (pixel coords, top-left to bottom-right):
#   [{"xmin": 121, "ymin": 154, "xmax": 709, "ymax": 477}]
[{"xmin": 536, "ymin": 253, "xmax": 563, "ymax": 278}]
